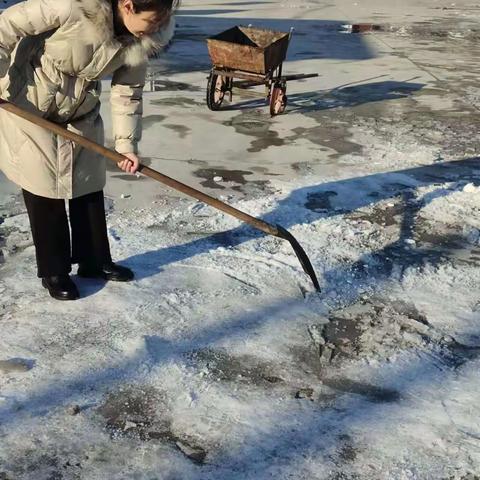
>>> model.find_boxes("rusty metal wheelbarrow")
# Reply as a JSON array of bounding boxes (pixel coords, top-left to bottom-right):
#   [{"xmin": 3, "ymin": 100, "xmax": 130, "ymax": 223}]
[{"xmin": 206, "ymin": 26, "xmax": 319, "ymax": 116}]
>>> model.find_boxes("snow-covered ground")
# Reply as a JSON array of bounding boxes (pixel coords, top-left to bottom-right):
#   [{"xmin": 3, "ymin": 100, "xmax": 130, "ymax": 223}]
[{"xmin": 2, "ymin": 0, "xmax": 480, "ymax": 478}]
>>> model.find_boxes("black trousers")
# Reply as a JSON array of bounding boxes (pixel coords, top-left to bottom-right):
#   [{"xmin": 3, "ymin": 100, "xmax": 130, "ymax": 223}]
[{"xmin": 22, "ymin": 189, "xmax": 112, "ymax": 278}]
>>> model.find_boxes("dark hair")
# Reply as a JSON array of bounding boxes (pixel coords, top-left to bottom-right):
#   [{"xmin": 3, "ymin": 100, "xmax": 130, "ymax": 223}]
[{"xmin": 131, "ymin": 0, "xmax": 179, "ymax": 13}]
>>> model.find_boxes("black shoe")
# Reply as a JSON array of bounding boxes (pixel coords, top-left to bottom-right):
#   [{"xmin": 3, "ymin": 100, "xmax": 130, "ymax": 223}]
[
  {"xmin": 77, "ymin": 262, "xmax": 134, "ymax": 282},
  {"xmin": 41, "ymin": 275, "xmax": 80, "ymax": 301}
]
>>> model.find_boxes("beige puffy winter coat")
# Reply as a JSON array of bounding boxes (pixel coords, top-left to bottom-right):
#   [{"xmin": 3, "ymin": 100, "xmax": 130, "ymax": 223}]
[{"xmin": 0, "ymin": 0, "xmax": 174, "ymax": 198}]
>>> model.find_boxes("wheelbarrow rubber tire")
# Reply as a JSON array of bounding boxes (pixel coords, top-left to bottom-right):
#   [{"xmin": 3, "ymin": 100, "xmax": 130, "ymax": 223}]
[
  {"xmin": 207, "ymin": 73, "xmax": 225, "ymax": 111},
  {"xmin": 269, "ymin": 84, "xmax": 287, "ymax": 116}
]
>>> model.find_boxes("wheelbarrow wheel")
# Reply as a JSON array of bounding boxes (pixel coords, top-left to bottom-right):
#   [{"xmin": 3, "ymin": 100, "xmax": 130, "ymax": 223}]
[
  {"xmin": 269, "ymin": 83, "xmax": 287, "ymax": 116},
  {"xmin": 207, "ymin": 73, "xmax": 226, "ymax": 111}
]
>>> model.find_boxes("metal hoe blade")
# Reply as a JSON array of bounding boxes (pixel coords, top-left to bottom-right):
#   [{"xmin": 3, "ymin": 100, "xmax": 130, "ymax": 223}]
[{"xmin": 275, "ymin": 224, "xmax": 321, "ymax": 292}]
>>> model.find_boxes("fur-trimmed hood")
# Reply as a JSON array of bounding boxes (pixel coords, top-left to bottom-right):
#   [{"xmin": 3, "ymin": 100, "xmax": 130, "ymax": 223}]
[{"xmin": 74, "ymin": 0, "xmax": 176, "ymax": 66}]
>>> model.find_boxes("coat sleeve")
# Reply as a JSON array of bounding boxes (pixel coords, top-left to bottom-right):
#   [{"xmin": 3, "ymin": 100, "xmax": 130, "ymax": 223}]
[
  {"xmin": 0, "ymin": 0, "xmax": 72, "ymax": 77},
  {"xmin": 110, "ymin": 15, "xmax": 175, "ymax": 155},
  {"xmin": 110, "ymin": 62, "xmax": 147, "ymax": 155}
]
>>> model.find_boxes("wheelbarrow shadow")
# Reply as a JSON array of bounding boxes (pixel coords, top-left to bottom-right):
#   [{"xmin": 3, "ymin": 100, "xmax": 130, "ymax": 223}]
[
  {"xmin": 216, "ymin": 79, "xmax": 425, "ymax": 113},
  {"xmin": 285, "ymin": 79, "xmax": 424, "ymax": 113}
]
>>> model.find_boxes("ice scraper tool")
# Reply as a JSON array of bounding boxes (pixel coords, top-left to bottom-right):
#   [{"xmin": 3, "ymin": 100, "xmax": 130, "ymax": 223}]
[{"xmin": 0, "ymin": 101, "xmax": 320, "ymax": 291}]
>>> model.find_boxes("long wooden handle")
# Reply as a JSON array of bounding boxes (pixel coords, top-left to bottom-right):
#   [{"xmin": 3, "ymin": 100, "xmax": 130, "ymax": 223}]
[{"xmin": 0, "ymin": 101, "xmax": 279, "ymax": 237}]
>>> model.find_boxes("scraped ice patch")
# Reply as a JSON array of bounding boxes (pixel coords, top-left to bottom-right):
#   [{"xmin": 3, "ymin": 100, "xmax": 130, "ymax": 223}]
[
  {"xmin": 187, "ymin": 348, "xmax": 285, "ymax": 387},
  {"xmin": 98, "ymin": 385, "xmax": 171, "ymax": 441},
  {"xmin": 309, "ymin": 296, "xmax": 480, "ymax": 368},
  {"xmin": 0, "ymin": 358, "xmax": 35, "ymax": 374}
]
